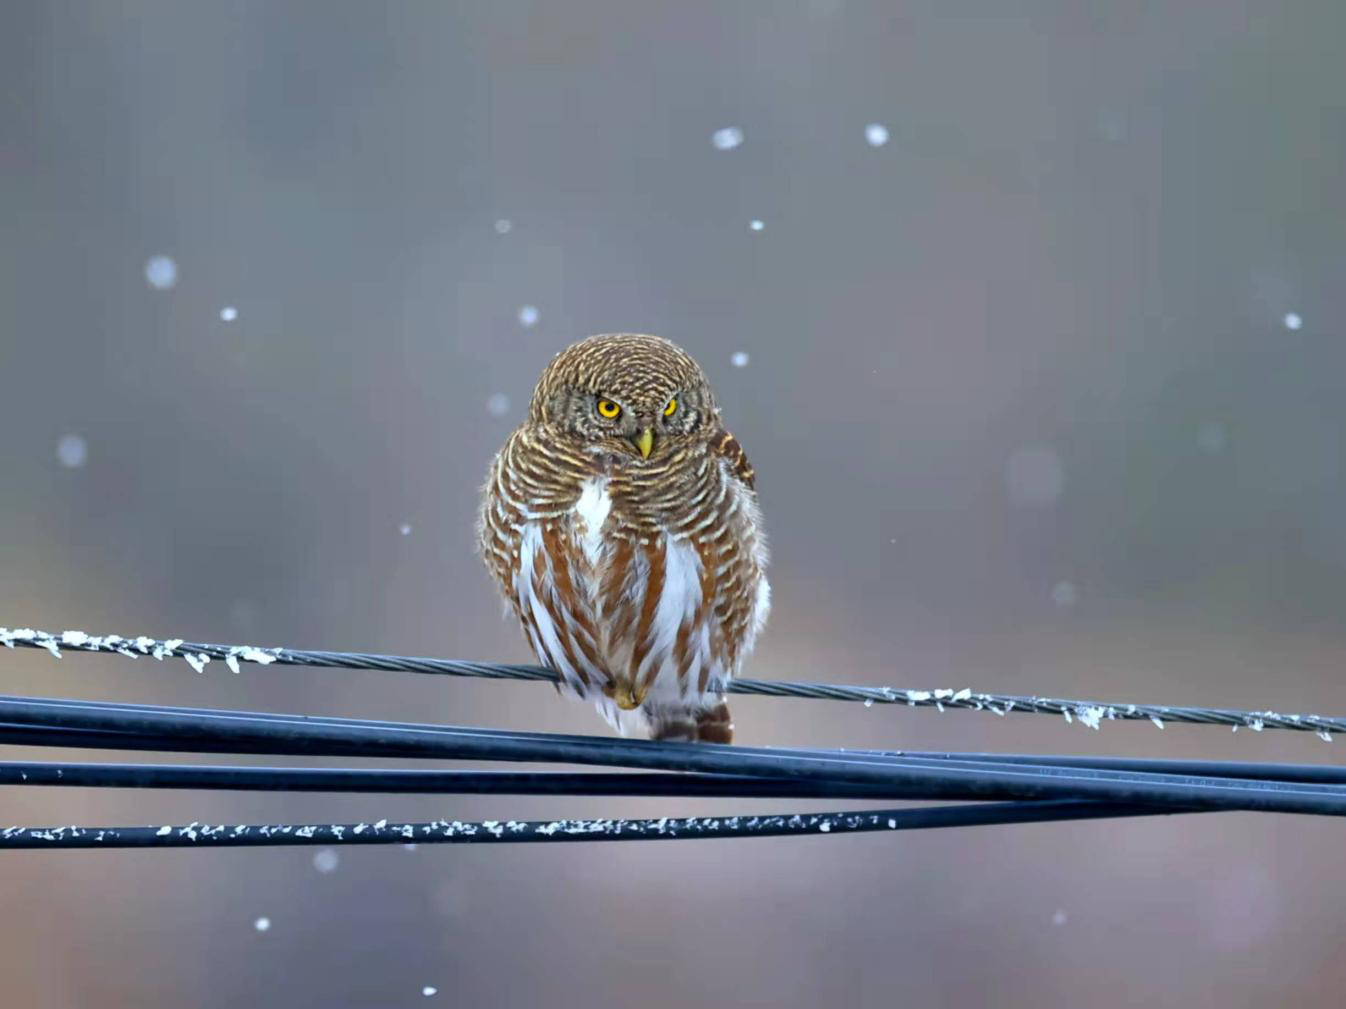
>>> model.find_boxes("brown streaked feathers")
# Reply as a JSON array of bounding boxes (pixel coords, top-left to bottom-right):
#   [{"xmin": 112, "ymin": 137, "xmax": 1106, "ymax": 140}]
[{"xmin": 478, "ymin": 333, "xmax": 769, "ymax": 742}]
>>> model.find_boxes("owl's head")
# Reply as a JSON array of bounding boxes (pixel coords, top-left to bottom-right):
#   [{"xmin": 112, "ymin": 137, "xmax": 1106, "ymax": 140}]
[{"xmin": 528, "ymin": 333, "xmax": 716, "ymax": 459}]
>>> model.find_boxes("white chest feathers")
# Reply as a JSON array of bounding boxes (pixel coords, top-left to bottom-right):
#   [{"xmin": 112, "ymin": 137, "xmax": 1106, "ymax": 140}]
[
  {"xmin": 573, "ymin": 477, "xmax": 612, "ymax": 568},
  {"xmin": 512, "ymin": 478, "xmax": 731, "ymax": 725}
]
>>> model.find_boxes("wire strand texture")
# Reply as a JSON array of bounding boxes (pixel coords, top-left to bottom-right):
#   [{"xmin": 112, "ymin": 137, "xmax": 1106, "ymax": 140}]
[{"xmin": 2, "ymin": 625, "xmax": 1340, "ymax": 740}]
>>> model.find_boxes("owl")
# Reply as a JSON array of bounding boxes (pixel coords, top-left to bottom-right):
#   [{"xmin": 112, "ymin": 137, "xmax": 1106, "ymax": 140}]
[{"xmin": 478, "ymin": 333, "xmax": 769, "ymax": 743}]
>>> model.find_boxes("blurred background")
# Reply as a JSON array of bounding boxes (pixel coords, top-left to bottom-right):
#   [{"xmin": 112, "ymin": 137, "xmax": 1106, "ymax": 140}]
[{"xmin": 2, "ymin": 1, "xmax": 1345, "ymax": 1005}]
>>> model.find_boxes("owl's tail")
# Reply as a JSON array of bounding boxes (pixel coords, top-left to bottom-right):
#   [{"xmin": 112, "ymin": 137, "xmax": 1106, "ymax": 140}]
[{"xmin": 647, "ymin": 697, "xmax": 734, "ymax": 744}]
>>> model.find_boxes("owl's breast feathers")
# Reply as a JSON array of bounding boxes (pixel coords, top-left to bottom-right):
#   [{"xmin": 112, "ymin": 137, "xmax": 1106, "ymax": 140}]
[{"xmin": 479, "ymin": 423, "xmax": 769, "ymax": 724}]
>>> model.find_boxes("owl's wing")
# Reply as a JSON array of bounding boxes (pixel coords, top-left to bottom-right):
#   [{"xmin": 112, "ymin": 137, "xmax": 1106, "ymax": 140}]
[
  {"xmin": 478, "ymin": 452, "xmax": 521, "ymax": 602},
  {"xmin": 710, "ymin": 427, "xmax": 755, "ymax": 490}
]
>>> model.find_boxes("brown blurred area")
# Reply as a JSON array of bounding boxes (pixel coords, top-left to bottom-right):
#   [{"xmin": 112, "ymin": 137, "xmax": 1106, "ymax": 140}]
[{"xmin": 2, "ymin": 1, "xmax": 1346, "ymax": 1005}]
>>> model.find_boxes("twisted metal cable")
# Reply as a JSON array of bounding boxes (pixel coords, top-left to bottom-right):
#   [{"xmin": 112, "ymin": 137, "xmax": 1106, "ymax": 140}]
[{"xmin": 2, "ymin": 625, "xmax": 1341, "ymax": 739}]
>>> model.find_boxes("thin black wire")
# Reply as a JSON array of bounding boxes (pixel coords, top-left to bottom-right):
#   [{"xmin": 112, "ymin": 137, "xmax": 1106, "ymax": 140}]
[
  {"xmin": 902, "ymin": 752, "xmax": 1346, "ymax": 785},
  {"xmin": 2, "ymin": 695, "xmax": 1345, "ymax": 816},
  {"xmin": 0, "ymin": 761, "xmax": 937, "ymax": 799},
  {"xmin": 0, "ymin": 800, "xmax": 1178, "ymax": 849},
  {"xmin": 3, "ymin": 626, "xmax": 1341, "ymax": 738},
  {"xmin": 6, "ymin": 754, "xmax": 1343, "ymax": 793}
]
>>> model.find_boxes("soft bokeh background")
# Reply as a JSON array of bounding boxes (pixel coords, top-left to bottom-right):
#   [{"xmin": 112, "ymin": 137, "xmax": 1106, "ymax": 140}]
[{"xmin": 3, "ymin": 2, "xmax": 1345, "ymax": 1005}]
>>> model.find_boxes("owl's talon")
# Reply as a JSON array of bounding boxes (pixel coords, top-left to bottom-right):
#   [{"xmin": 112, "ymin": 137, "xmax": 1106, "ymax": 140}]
[{"xmin": 603, "ymin": 681, "xmax": 643, "ymax": 711}]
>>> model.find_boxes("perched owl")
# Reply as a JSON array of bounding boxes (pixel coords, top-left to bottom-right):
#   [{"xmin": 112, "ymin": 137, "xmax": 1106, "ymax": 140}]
[{"xmin": 478, "ymin": 333, "xmax": 769, "ymax": 742}]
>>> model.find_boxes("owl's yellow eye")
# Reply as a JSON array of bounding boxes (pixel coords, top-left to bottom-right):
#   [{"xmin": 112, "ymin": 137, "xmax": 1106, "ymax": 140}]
[
  {"xmin": 596, "ymin": 399, "xmax": 622, "ymax": 419},
  {"xmin": 663, "ymin": 398, "xmax": 678, "ymax": 418}
]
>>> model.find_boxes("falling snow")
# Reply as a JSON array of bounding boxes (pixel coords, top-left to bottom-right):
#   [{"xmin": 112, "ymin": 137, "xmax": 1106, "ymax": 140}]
[
  {"xmin": 1052, "ymin": 909, "xmax": 1068, "ymax": 926},
  {"xmin": 56, "ymin": 434, "xmax": 87, "ymax": 469},
  {"xmin": 313, "ymin": 848, "xmax": 340, "ymax": 873},
  {"xmin": 864, "ymin": 123, "xmax": 890, "ymax": 147},
  {"xmin": 254, "ymin": 917, "xmax": 271, "ymax": 932},
  {"xmin": 518, "ymin": 305, "xmax": 539, "ymax": 327},
  {"xmin": 144, "ymin": 255, "xmax": 178, "ymax": 290},
  {"xmin": 219, "ymin": 306, "xmax": 238, "ymax": 322},
  {"xmin": 422, "ymin": 987, "xmax": 439, "ymax": 998},
  {"xmin": 400, "ymin": 523, "xmax": 413, "ymax": 536},
  {"xmin": 1051, "ymin": 581, "xmax": 1078, "ymax": 608},
  {"xmin": 494, "ymin": 219, "xmax": 512, "ymax": 234},
  {"xmin": 711, "ymin": 126, "xmax": 744, "ymax": 150},
  {"xmin": 1283, "ymin": 312, "xmax": 1303, "ymax": 331},
  {"xmin": 730, "ymin": 351, "xmax": 749, "ymax": 368},
  {"xmin": 487, "ymin": 392, "xmax": 511, "ymax": 417},
  {"xmin": 749, "ymin": 219, "xmax": 764, "ymax": 231}
]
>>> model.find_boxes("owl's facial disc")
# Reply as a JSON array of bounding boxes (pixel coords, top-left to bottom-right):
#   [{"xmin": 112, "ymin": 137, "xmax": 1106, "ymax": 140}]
[{"xmin": 582, "ymin": 390, "xmax": 671, "ymax": 460}]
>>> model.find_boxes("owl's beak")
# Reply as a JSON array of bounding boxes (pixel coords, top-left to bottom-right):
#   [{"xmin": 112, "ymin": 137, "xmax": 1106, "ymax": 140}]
[{"xmin": 632, "ymin": 428, "xmax": 654, "ymax": 459}]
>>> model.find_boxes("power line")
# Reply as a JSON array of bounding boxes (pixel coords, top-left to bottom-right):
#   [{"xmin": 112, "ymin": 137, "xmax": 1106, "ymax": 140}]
[
  {"xmin": 0, "ymin": 761, "xmax": 952, "ymax": 799},
  {"xmin": 2, "ymin": 625, "xmax": 1341, "ymax": 739},
  {"xmin": 6, "ymin": 753, "xmax": 1343, "ymax": 794},
  {"xmin": 0, "ymin": 800, "xmax": 1174, "ymax": 850},
  {"xmin": 3, "ymin": 695, "xmax": 1345, "ymax": 816}
]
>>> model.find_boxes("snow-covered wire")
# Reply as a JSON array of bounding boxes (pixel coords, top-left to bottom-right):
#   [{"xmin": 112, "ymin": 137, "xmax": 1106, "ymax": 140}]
[
  {"xmin": 0, "ymin": 800, "xmax": 1172, "ymax": 849},
  {"xmin": 1, "ymin": 625, "xmax": 1341, "ymax": 740}
]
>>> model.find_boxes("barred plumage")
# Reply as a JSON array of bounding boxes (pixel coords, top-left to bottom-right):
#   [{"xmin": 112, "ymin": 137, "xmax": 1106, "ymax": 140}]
[{"xmin": 479, "ymin": 333, "xmax": 769, "ymax": 742}]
